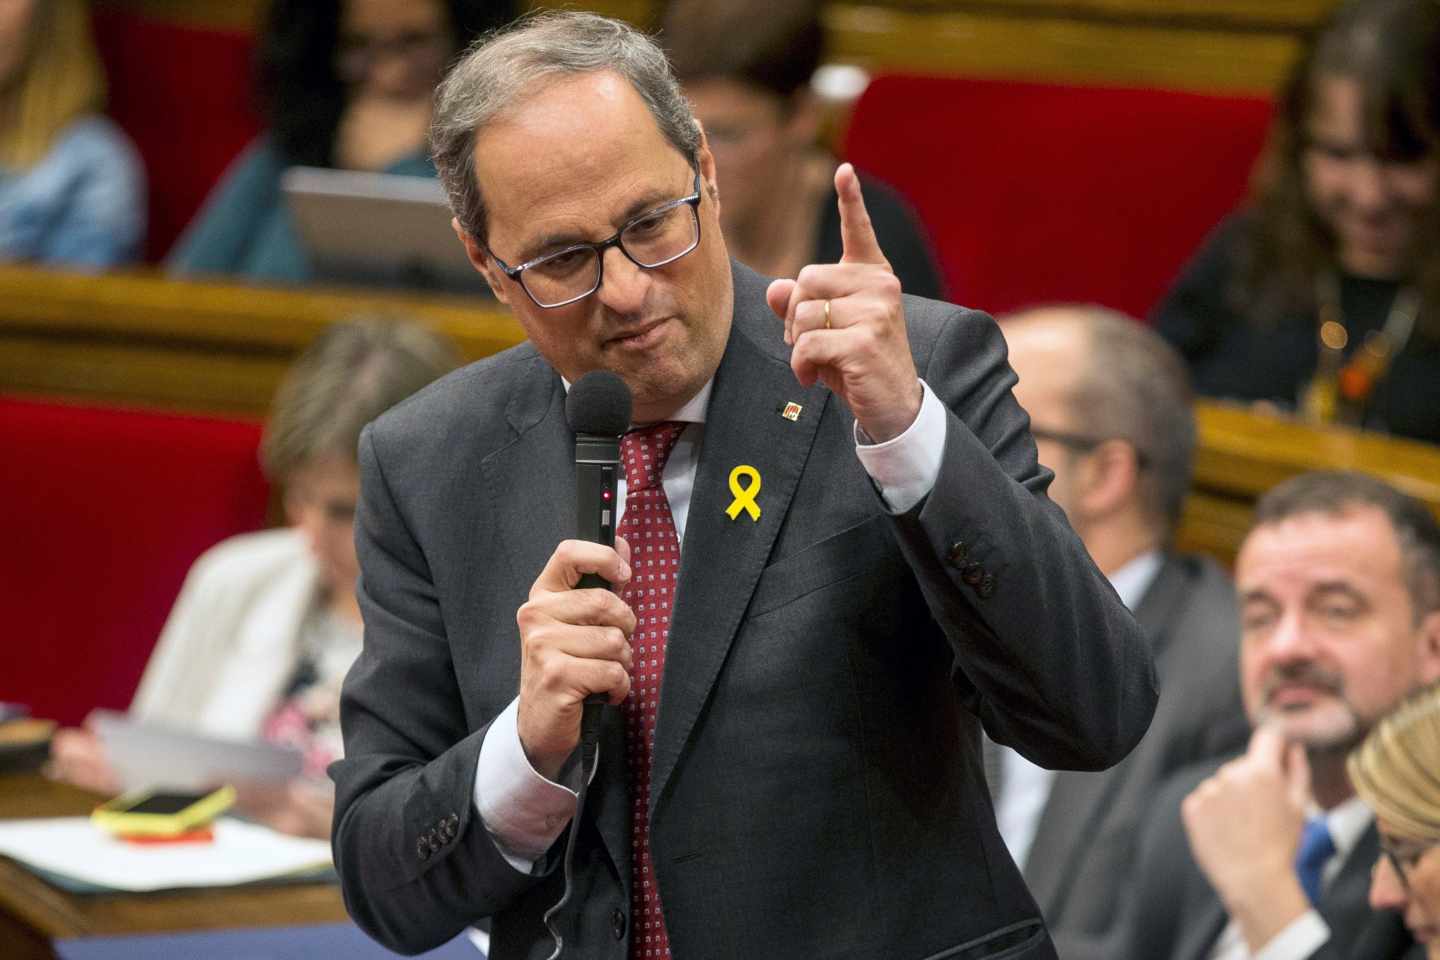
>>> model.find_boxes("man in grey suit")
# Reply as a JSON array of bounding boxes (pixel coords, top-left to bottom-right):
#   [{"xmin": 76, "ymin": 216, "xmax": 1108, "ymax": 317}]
[
  {"xmin": 1123, "ymin": 472, "xmax": 1440, "ymax": 960},
  {"xmin": 329, "ymin": 13, "xmax": 1157, "ymax": 959},
  {"xmin": 991, "ymin": 306, "xmax": 1250, "ymax": 959}
]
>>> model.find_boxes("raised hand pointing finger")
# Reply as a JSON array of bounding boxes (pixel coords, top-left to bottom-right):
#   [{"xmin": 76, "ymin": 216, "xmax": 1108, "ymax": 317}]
[{"xmin": 835, "ymin": 163, "xmax": 891, "ymax": 270}]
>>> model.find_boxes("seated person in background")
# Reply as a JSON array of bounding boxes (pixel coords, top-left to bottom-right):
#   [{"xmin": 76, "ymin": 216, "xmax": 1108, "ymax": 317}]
[
  {"xmin": 1350, "ymin": 682, "xmax": 1440, "ymax": 958},
  {"xmin": 0, "ymin": 0, "xmax": 144, "ymax": 268},
  {"xmin": 46, "ymin": 317, "xmax": 460, "ymax": 838},
  {"xmin": 1154, "ymin": 0, "xmax": 1440, "ymax": 446},
  {"xmin": 993, "ymin": 306, "xmax": 1249, "ymax": 960},
  {"xmin": 1124, "ymin": 471, "xmax": 1440, "ymax": 960},
  {"xmin": 660, "ymin": 0, "xmax": 945, "ymax": 300},
  {"xmin": 167, "ymin": 0, "xmax": 512, "ymax": 284}
]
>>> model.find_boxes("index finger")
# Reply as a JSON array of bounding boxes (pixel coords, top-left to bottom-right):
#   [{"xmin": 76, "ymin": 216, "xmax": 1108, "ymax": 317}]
[
  {"xmin": 835, "ymin": 162, "xmax": 889, "ymax": 267},
  {"xmin": 1248, "ymin": 724, "xmax": 1288, "ymax": 767},
  {"xmin": 533, "ymin": 539, "xmax": 632, "ymax": 596}
]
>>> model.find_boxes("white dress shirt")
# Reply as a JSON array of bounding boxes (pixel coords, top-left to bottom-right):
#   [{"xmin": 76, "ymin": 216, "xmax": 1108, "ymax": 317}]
[
  {"xmin": 992, "ymin": 550, "xmax": 1162, "ymax": 868},
  {"xmin": 475, "ymin": 378, "xmax": 949, "ymax": 870},
  {"xmin": 1208, "ymin": 795, "xmax": 1373, "ymax": 960}
]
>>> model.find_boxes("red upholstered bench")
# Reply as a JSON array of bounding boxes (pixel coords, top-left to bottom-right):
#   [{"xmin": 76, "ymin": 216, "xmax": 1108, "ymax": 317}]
[
  {"xmin": 0, "ymin": 397, "xmax": 270, "ymax": 726},
  {"xmin": 843, "ymin": 74, "xmax": 1274, "ymax": 318}
]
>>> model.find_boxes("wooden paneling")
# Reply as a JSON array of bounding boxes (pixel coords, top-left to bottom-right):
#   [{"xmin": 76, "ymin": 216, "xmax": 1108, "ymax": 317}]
[
  {"xmin": 1178, "ymin": 403, "xmax": 1440, "ymax": 565},
  {"xmin": 825, "ymin": 7, "xmax": 1301, "ymax": 93},
  {"xmin": 541, "ymin": 0, "xmax": 1329, "ymax": 93},
  {"xmin": 91, "ymin": 0, "xmax": 266, "ymax": 31},
  {"xmin": 0, "ymin": 267, "xmax": 521, "ymax": 416},
  {"xmin": 4, "ymin": 266, "xmax": 1439, "ymax": 568},
  {"xmin": 92, "ymin": 0, "xmax": 1331, "ymax": 93}
]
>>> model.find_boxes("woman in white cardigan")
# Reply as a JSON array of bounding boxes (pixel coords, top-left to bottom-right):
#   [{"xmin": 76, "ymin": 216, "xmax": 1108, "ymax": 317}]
[{"xmin": 46, "ymin": 317, "xmax": 458, "ymax": 837}]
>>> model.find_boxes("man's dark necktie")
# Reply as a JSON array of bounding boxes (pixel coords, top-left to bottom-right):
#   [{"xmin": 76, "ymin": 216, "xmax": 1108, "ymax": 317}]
[{"xmin": 617, "ymin": 421, "xmax": 684, "ymax": 960}]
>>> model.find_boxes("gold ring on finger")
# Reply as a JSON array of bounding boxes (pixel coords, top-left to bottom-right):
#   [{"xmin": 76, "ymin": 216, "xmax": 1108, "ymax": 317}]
[{"xmin": 823, "ymin": 299, "xmax": 832, "ymax": 330}]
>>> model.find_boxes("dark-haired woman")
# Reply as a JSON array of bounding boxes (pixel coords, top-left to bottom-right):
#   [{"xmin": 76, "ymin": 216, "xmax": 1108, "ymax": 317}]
[
  {"xmin": 1154, "ymin": 0, "xmax": 1440, "ymax": 446},
  {"xmin": 168, "ymin": 0, "xmax": 511, "ymax": 283},
  {"xmin": 662, "ymin": 0, "xmax": 944, "ymax": 300}
]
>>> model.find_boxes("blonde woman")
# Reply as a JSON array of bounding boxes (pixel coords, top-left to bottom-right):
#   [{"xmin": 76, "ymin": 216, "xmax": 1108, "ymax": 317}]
[
  {"xmin": 1351, "ymin": 682, "xmax": 1440, "ymax": 956},
  {"xmin": 0, "ymin": 0, "xmax": 144, "ymax": 267}
]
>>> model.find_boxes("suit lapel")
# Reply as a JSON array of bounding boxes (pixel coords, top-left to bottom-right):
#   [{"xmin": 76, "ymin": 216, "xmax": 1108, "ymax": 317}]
[
  {"xmin": 1322, "ymin": 822, "xmax": 1382, "ymax": 955},
  {"xmin": 480, "ymin": 359, "xmax": 572, "ymax": 612},
  {"xmin": 649, "ymin": 268, "xmax": 830, "ymax": 812},
  {"xmin": 1132, "ymin": 555, "xmax": 1189, "ymax": 659}
]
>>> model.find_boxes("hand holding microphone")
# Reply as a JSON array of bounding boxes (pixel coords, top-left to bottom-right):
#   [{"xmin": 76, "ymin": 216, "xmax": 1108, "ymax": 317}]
[{"xmin": 514, "ymin": 372, "xmax": 635, "ymax": 781}]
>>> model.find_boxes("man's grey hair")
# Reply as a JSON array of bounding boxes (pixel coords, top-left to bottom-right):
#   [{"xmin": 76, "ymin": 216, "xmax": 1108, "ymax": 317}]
[
  {"xmin": 431, "ymin": 11, "xmax": 702, "ymax": 246},
  {"xmin": 1007, "ymin": 304, "xmax": 1197, "ymax": 535}
]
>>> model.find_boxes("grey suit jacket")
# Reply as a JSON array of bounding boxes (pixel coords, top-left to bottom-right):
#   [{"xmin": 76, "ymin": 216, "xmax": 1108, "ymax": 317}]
[
  {"xmin": 1024, "ymin": 553, "xmax": 1250, "ymax": 960},
  {"xmin": 330, "ymin": 261, "xmax": 1158, "ymax": 959},
  {"xmin": 1123, "ymin": 758, "xmax": 1420, "ymax": 960}
]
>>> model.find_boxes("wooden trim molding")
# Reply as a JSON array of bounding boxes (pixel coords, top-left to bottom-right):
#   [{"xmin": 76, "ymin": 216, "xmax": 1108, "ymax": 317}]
[
  {"xmin": 824, "ymin": 7, "xmax": 1302, "ymax": 94},
  {"xmin": 0, "ymin": 267, "xmax": 522, "ymax": 416},
  {"xmin": 1178, "ymin": 403, "xmax": 1440, "ymax": 565},
  {"xmin": 93, "ymin": 0, "xmax": 1325, "ymax": 93},
  {"xmin": 3, "ymin": 265, "xmax": 1437, "ymax": 569}
]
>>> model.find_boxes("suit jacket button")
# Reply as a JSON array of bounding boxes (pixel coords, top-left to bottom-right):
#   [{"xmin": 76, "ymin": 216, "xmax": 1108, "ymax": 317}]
[
  {"xmin": 611, "ymin": 907, "xmax": 627, "ymax": 940},
  {"xmin": 978, "ymin": 574, "xmax": 996, "ymax": 598},
  {"xmin": 961, "ymin": 561, "xmax": 984, "ymax": 585},
  {"xmin": 416, "ymin": 838, "xmax": 430, "ymax": 861},
  {"xmin": 947, "ymin": 540, "xmax": 968, "ymax": 564}
]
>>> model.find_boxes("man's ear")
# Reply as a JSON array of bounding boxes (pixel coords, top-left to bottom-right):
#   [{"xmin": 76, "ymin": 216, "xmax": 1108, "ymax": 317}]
[
  {"xmin": 782, "ymin": 89, "xmax": 822, "ymax": 148},
  {"xmin": 453, "ymin": 216, "xmax": 509, "ymax": 304},
  {"xmin": 1076, "ymin": 438, "xmax": 1141, "ymax": 520},
  {"xmin": 1417, "ymin": 609, "xmax": 1440, "ymax": 685},
  {"xmin": 694, "ymin": 121, "xmax": 721, "ymax": 211}
]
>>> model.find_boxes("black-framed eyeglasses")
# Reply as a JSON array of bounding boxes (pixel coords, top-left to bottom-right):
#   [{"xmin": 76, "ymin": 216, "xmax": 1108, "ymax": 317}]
[
  {"xmin": 1030, "ymin": 427, "xmax": 1151, "ymax": 469},
  {"xmin": 1379, "ymin": 837, "xmax": 1438, "ymax": 891},
  {"xmin": 485, "ymin": 172, "xmax": 703, "ymax": 309}
]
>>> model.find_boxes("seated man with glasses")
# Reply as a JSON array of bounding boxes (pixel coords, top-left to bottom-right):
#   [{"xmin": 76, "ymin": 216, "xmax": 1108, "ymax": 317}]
[
  {"xmin": 1122, "ymin": 471, "xmax": 1440, "ymax": 960},
  {"xmin": 992, "ymin": 306, "xmax": 1250, "ymax": 960},
  {"xmin": 330, "ymin": 12, "xmax": 1158, "ymax": 959}
]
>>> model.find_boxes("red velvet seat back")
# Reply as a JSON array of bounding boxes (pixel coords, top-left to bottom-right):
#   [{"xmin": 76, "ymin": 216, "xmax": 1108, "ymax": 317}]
[
  {"xmin": 844, "ymin": 74, "xmax": 1275, "ymax": 318},
  {"xmin": 92, "ymin": 10, "xmax": 262, "ymax": 262},
  {"xmin": 0, "ymin": 398, "xmax": 270, "ymax": 725}
]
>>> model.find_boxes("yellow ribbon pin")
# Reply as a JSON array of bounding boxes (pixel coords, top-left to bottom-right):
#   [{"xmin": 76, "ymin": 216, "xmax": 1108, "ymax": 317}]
[{"xmin": 726, "ymin": 465, "xmax": 762, "ymax": 521}]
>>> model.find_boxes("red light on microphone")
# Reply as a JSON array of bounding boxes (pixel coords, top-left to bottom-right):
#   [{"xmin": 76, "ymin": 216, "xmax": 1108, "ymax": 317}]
[{"xmin": 602, "ymin": 490, "xmax": 612, "ymax": 501}]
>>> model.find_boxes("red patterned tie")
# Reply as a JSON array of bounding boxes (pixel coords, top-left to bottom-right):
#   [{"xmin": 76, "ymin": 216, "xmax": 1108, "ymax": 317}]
[{"xmin": 617, "ymin": 421, "xmax": 685, "ymax": 960}]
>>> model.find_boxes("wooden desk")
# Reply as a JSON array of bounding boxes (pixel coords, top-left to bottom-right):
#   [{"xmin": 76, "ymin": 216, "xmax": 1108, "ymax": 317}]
[{"xmin": 0, "ymin": 775, "xmax": 348, "ymax": 960}]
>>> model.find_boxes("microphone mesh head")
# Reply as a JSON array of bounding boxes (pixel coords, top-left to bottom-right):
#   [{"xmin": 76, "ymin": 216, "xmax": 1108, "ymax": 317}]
[{"xmin": 566, "ymin": 370, "xmax": 632, "ymax": 436}]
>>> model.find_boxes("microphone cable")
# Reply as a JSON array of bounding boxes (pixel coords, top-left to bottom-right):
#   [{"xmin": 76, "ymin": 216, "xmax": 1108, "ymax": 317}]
[{"xmin": 542, "ymin": 701, "xmax": 605, "ymax": 960}]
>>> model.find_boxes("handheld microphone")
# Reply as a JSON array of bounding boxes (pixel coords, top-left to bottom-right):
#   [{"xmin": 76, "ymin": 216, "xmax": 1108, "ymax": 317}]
[{"xmin": 564, "ymin": 371, "xmax": 632, "ymax": 744}]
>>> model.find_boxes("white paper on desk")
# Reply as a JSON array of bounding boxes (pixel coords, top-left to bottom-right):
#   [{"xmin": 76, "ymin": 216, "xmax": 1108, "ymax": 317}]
[
  {"xmin": 90, "ymin": 710, "xmax": 303, "ymax": 791},
  {"xmin": 0, "ymin": 817, "xmax": 331, "ymax": 891}
]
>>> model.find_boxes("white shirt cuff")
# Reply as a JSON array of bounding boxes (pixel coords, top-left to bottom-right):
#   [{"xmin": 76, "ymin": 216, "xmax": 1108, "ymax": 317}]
[
  {"xmin": 1253, "ymin": 909, "xmax": 1330, "ymax": 960},
  {"xmin": 853, "ymin": 379, "xmax": 946, "ymax": 513},
  {"xmin": 473, "ymin": 698, "xmax": 578, "ymax": 873}
]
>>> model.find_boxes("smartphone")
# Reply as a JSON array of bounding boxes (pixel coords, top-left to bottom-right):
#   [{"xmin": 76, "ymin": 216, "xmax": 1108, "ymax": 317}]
[{"xmin": 91, "ymin": 785, "xmax": 236, "ymax": 837}]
